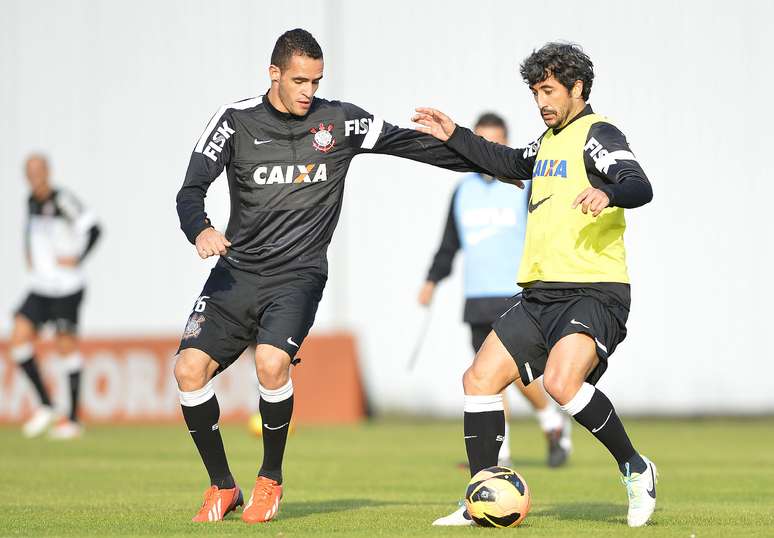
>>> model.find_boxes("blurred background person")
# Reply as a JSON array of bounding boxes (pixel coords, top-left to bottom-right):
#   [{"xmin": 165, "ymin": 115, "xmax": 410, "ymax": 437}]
[
  {"xmin": 418, "ymin": 113, "xmax": 571, "ymax": 468},
  {"xmin": 8, "ymin": 154, "xmax": 101, "ymax": 439}
]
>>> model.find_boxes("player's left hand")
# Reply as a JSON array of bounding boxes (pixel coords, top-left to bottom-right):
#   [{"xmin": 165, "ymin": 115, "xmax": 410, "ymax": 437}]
[
  {"xmin": 57, "ymin": 256, "xmax": 79, "ymax": 267},
  {"xmin": 572, "ymin": 188, "xmax": 610, "ymax": 217}
]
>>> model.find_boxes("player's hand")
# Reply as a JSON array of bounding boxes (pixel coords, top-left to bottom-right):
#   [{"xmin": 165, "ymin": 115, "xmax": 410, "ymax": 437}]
[
  {"xmin": 56, "ymin": 256, "xmax": 79, "ymax": 267},
  {"xmin": 412, "ymin": 108, "xmax": 457, "ymax": 142},
  {"xmin": 195, "ymin": 227, "xmax": 231, "ymax": 259},
  {"xmin": 572, "ymin": 188, "xmax": 610, "ymax": 217},
  {"xmin": 501, "ymin": 178, "xmax": 526, "ymax": 190},
  {"xmin": 417, "ymin": 281, "xmax": 436, "ymax": 306}
]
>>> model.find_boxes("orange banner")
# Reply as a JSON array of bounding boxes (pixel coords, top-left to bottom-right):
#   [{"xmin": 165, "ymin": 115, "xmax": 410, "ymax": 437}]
[{"xmin": 0, "ymin": 333, "xmax": 366, "ymax": 424}]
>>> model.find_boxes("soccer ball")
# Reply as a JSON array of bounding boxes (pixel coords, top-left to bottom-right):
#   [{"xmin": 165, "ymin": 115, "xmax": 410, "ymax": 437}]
[
  {"xmin": 247, "ymin": 412, "xmax": 295, "ymax": 437},
  {"xmin": 464, "ymin": 466, "xmax": 531, "ymax": 528}
]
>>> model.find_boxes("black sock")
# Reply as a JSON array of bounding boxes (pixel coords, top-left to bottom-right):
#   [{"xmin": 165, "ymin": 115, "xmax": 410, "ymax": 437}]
[
  {"xmin": 258, "ymin": 380, "xmax": 294, "ymax": 484},
  {"xmin": 68, "ymin": 371, "xmax": 81, "ymax": 422},
  {"xmin": 180, "ymin": 391, "xmax": 235, "ymax": 489},
  {"xmin": 563, "ymin": 383, "xmax": 646, "ymax": 474},
  {"xmin": 19, "ymin": 358, "xmax": 52, "ymax": 407},
  {"xmin": 463, "ymin": 395, "xmax": 505, "ymax": 477}
]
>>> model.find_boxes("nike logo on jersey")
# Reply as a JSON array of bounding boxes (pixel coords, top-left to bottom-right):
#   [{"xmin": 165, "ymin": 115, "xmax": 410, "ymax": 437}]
[
  {"xmin": 591, "ymin": 409, "xmax": 613, "ymax": 433},
  {"xmin": 253, "ymin": 138, "xmax": 272, "ymax": 145},
  {"xmin": 528, "ymin": 195, "xmax": 552, "ymax": 213},
  {"xmin": 570, "ymin": 319, "xmax": 591, "ymax": 329},
  {"xmin": 264, "ymin": 422, "xmax": 289, "ymax": 431},
  {"xmin": 463, "ymin": 435, "xmax": 478, "ymax": 439},
  {"xmin": 287, "ymin": 337, "xmax": 299, "ymax": 348}
]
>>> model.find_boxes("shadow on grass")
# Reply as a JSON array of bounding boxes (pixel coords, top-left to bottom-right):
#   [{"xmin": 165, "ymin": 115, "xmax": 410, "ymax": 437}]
[
  {"xmin": 537, "ymin": 501, "xmax": 626, "ymax": 523},
  {"xmin": 508, "ymin": 457, "xmax": 549, "ymax": 469},
  {"xmin": 453, "ymin": 458, "xmax": 545, "ymax": 472},
  {"xmin": 280, "ymin": 499, "xmax": 403, "ymax": 520}
]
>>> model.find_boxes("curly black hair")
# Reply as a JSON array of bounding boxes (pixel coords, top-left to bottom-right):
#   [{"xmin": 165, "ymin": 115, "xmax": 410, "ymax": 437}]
[
  {"xmin": 271, "ymin": 28, "xmax": 323, "ymax": 70},
  {"xmin": 519, "ymin": 42, "xmax": 594, "ymax": 100},
  {"xmin": 474, "ymin": 112, "xmax": 508, "ymax": 137}
]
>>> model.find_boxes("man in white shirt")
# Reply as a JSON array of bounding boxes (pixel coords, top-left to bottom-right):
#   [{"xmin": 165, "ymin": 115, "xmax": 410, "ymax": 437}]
[{"xmin": 9, "ymin": 154, "xmax": 101, "ymax": 439}]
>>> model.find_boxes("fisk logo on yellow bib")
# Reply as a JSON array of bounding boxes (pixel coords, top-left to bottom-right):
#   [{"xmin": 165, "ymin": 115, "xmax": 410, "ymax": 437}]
[{"xmin": 532, "ymin": 159, "xmax": 567, "ymax": 178}]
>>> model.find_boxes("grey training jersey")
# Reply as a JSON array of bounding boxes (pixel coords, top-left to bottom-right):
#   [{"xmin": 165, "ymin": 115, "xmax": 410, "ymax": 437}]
[{"xmin": 176, "ymin": 93, "xmax": 484, "ymax": 276}]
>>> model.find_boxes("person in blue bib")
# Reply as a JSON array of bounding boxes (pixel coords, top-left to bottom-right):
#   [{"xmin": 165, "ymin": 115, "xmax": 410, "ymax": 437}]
[{"xmin": 418, "ymin": 113, "xmax": 571, "ymax": 469}]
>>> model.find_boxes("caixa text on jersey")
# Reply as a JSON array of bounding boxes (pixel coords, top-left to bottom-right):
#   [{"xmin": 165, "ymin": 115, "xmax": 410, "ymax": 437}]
[{"xmin": 253, "ymin": 163, "xmax": 328, "ymax": 185}]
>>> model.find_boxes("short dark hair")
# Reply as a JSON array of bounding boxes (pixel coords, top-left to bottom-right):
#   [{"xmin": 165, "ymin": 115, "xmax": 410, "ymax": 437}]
[
  {"xmin": 271, "ymin": 28, "xmax": 323, "ymax": 70},
  {"xmin": 519, "ymin": 42, "xmax": 594, "ymax": 100},
  {"xmin": 474, "ymin": 112, "xmax": 508, "ymax": 137}
]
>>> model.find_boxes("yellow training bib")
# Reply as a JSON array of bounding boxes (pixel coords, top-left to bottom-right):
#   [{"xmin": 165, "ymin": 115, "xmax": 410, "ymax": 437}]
[{"xmin": 518, "ymin": 114, "xmax": 629, "ymax": 285}]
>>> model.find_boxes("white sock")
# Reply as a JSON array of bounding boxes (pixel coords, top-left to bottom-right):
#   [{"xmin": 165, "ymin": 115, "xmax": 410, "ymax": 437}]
[
  {"xmin": 178, "ymin": 381, "xmax": 215, "ymax": 406},
  {"xmin": 463, "ymin": 394, "xmax": 504, "ymax": 412},
  {"xmin": 498, "ymin": 420, "xmax": 511, "ymax": 461},
  {"xmin": 559, "ymin": 382, "xmax": 596, "ymax": 417},
  {"xmin": 259, "ymin": 379, "xmax": 294, "ymax": 403},
  {"xmin": 536, "ymin": 404, "xmax": 564, "ymax": 432},
  {"xmin": 59, "ymin": 352, "xmax": 84, "ymax": 374}
]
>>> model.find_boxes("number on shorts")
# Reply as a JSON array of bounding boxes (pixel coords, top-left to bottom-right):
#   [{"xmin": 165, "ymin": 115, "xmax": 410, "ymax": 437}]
[{"xmin": 194, "ymin": 295, "xmax": 210, "ymax": 313}]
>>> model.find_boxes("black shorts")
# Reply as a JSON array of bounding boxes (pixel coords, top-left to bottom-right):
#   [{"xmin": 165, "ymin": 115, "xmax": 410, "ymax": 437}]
[
  {"xmin": 492, "ymin": 287, "xmax": 629, "ymax": 386},
  {"xmin": 470, "ymin": 323, "xmax": 492, "ymax": 353},
  {"xmin": 468, "ymin": 297, "xmax": 519, "ymax": 352},
  {"xmin": 177, "ymin": 259, "xmax": 326, "ymax": 372},
  {"xmin": 16, "ymin": 290, "xmax": 84, "ymax": 333}
]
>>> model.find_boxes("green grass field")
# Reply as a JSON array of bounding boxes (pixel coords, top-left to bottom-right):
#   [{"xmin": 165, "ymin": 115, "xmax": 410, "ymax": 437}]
[{"xmin": 1, "ymin": 418, "xmax": 772, "ymax": 537}]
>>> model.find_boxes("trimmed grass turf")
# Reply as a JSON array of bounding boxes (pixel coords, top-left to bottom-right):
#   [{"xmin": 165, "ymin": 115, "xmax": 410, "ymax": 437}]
[{"xmin": 0, "ymin": 418, "xmax": 772, "ymax": 536}]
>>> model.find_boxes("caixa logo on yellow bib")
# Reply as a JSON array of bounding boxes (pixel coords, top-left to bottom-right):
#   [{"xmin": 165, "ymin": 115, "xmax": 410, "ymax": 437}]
[
  {"xmin": 253, "ymin": 164, "xmax": 328, "ymax": 185},
  {"xmin": 532, "ymin": 159, "xmax": 567, "ymax": 178}
]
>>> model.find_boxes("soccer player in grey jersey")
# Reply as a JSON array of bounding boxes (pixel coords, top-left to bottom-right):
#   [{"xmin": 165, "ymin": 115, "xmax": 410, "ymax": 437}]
[{"xmin": 173, "ymin": 28, "xmax": 502, "ymax": 524}]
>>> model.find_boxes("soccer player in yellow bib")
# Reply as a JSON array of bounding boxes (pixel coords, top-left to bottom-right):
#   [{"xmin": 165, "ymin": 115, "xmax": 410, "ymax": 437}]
[{"xmin": 414, "ymin": 43, "xmax": 656, "ymax": 528}]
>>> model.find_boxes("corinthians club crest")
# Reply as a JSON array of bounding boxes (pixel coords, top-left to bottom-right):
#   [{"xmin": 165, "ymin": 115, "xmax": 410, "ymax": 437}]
[
  {"xmin": 182, "ymin": 313, "xmax": 205, "ymax": 340},
  {"xmin": 311, "ymin": 122, "xmax": 335, "ymax": 153}
]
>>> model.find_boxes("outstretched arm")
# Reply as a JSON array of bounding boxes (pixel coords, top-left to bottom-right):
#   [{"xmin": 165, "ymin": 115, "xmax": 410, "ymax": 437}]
[
  {"xmin": 343, "ymin": 102, "xmax": 494, "ymax": 175},
  {"xmin": 412, "ymin": 107, "xmax": 535, "ymax": 185}
]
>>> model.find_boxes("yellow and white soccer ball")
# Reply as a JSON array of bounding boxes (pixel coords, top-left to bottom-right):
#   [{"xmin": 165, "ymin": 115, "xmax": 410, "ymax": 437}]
[
  {"xmin": 247, "ymin": 412, "xmax": 296, "ymax": 437},
  {"xmin": 464, "ymin": 466, "xmax": 531, "ymax": 528}
]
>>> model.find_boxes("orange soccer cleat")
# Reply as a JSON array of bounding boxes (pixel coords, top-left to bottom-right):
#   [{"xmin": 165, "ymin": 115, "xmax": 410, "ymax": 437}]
[
  {"xmin": 191, "ymin": 485, "xmax": 244, "ymax": 522},
  {"xmin": 241, "ymin": 476, "xmax": 283, "ymax": 523}
]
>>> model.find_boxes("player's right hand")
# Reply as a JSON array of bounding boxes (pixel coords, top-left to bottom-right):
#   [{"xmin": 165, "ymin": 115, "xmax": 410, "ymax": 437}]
[
  {"xmin": 412, "ymin": 108, "xmax": 456, "ymax": 141},
  {"xmin": 195, "ymin": 227, "xmax": 231, "ymax": 259},
  {"xmin": 418, "ymin": 281, "xmax": 436, "ymax": 306}
]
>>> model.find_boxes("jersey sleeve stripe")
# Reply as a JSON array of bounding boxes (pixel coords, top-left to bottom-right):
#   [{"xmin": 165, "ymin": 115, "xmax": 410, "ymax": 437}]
[
  {"xmin": 360, "ymin": 117, "xmax": 384, "ymax": 150},
  {"xmin": 193, "ymin": 96, "xmax": 263, "ymax": 153}
]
